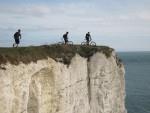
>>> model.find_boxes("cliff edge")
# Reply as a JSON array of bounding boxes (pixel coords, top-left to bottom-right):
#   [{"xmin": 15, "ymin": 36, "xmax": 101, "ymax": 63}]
[{"xmin": 0, "ymin": 45, "xmax": 127, "ymax": 113}]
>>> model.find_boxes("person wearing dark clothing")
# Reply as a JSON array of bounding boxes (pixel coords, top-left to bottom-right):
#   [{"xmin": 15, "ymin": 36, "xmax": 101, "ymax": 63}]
[
  {"xmin": 13, "ymin": 29, "xmax": 21, "ymax": 47},
  {"xmin": 85, "ymin": 32, "xmax": 91, "ymax": 45},
  {"xmin": 63, "ymin": 32, "xmax": 69, "ymax": 44}
]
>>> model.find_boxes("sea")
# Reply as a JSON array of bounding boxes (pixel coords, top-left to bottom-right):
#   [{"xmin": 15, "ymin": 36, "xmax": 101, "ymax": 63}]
[{"xmin": 118, "ymin": 52, "xmax": 150, "ymax": 113}]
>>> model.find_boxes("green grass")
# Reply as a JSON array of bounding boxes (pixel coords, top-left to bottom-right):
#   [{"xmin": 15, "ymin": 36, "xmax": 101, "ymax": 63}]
[{"xmin": 0, "ymin": 45, "xmax": 115, "ymax": 66}]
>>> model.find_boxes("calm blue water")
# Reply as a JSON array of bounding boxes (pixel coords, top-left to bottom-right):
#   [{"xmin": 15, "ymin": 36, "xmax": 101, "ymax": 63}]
[{"xmin": 118, "ymin": 52, "xmax": 150, "ymax": 113}]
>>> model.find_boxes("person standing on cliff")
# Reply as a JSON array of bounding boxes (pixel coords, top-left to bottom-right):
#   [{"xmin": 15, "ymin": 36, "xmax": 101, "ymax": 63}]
[
  {"xmin": 13, "ymin": 29, "xmax": 22, "ymax": 48},
  {"xmin": 63, "ymin": 32, "xmax": 69, "ymax": 44},
  {"xmin": 85, "ymin": 32, "xmax": 91, "ymax": 45}
]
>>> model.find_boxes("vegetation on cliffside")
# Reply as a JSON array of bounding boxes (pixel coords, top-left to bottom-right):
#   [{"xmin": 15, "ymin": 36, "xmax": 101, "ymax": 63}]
[{"xmin": 0, "ymin": 45, "xmax": 114, "ymax": 65}]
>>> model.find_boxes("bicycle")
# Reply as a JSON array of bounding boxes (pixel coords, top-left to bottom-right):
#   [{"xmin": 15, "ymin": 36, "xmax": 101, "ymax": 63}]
[
  {"xmin": 57, "ymin": 38, "xmax": 73, "ymax": 46},
  {"xmin": 81, "ymin": 40, "xmax": 96, "ymax": 46}
]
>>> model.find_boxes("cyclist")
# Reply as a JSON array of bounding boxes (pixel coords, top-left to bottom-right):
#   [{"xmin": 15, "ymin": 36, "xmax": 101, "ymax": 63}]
[
  {"xmin": 63, "ymin": 32, "xmax": 69, "ymax": 44},
  {"xmin": 85, "ymin": 32, "xmax": 91, "ymax": 45}
]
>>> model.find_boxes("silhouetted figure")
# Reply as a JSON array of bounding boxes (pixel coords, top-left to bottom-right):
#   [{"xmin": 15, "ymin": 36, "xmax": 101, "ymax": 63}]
[
  {"xmin": 63, "ymin": 32, "xmax": 69, "ymax": 44},
  {"xmin": 85, "ymin": 32, "xmax": 91, "ymax": 45},
  {"xmin": 13, "ymin": 29, "xmax": 21, "ymax": 47}
]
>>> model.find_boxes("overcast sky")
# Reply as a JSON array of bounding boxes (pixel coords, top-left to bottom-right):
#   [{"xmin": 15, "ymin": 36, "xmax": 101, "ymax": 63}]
[{"xmin": 0, "ymin": 0, "xmax": 150, "ymax": 51}]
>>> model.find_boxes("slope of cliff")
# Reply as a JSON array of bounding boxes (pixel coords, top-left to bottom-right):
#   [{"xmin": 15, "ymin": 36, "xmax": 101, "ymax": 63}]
[{"xmin": 0, "ymin": 45, "xmax": 127, "ymax": 113}]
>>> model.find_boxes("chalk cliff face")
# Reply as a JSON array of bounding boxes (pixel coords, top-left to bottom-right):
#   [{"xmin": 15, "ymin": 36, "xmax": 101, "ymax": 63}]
[{"xmin": 0, "ymin": 51, "xmax": 127, "ymax": 113}]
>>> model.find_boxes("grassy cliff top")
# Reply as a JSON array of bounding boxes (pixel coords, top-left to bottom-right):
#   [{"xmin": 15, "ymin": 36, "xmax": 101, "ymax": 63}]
[{"xmin": 0, "ymin": 45, "xmax": 114, "ymax": 66}]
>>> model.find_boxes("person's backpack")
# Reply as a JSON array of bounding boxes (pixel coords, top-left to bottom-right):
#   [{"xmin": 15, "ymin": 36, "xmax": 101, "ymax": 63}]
[
  {"xmin": 86, "ymin": 34, "xmax": 89, "ymax": 40},
  {"xmin": 63, "ymin": 34, "xmax": 65, "ymax": 38},
  {"xmin": 14, "ymin": 32, "xmax": 18, "ymax": 39}
]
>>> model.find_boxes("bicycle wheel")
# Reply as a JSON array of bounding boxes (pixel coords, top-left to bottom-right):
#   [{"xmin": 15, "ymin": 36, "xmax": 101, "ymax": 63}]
[
  {"xmin": 90, "ymin": 41, "xmax": 96, "ymax": 46},
  {"xmin": 57, "ymin": 42, "xmax": 63, "ymax": 45},
  {"xmin": 68, "ymin": 41, "xmax": 73, "ymax": 46},
  {"xmin": 81, "ymin": 42, "xmax": 86, "ymax": 46}
]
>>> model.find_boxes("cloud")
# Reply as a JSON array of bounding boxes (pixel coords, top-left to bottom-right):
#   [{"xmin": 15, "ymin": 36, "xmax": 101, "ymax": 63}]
[
  {"xmin": 0, "ymin": 5, "xmax": 51, "ymax": 17},
  {"xmin": 0, "ymin": 3, "xmax": 150, "ymax": 37}
]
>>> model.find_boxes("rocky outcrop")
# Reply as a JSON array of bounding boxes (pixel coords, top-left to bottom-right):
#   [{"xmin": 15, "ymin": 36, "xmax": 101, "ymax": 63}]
[{"xmin": 0, "ymin": 48, "xmax": 127, "ymax": 113}]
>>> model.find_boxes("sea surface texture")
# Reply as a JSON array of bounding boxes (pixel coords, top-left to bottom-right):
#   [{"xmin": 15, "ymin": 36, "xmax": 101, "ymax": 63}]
[{"xmin": 118, "ymin": 52, "xmax": 150, "ymax": 113}]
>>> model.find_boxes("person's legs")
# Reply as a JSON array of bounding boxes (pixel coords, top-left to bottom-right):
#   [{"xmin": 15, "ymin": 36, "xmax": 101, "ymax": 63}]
[
  {"xmin": 13, "ymin": 39, "xmax": 17, "ymax": 47},
  {"xmin": 86, "ymin": 40, "xmax": 89, "ymax": 45},
  {"xmin": 64, "ymin": 39, "xmax": 66, "ymax": 44},
  {"xmin": 15, "ymin": 39, "xmax": 20, "ymax": 47},
  {"xmin": 13, "ymin": 43, "xmax": 15, "ymax": 47},
  {"xmin": 64, "ymin": 39, "xmax": 68, "ymax": 44}
]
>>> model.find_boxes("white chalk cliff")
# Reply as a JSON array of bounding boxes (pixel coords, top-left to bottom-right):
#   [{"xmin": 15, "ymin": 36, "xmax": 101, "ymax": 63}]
[{"xmin": 0, "ymin": 50, "xmax": 127, "ymax": 113}]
